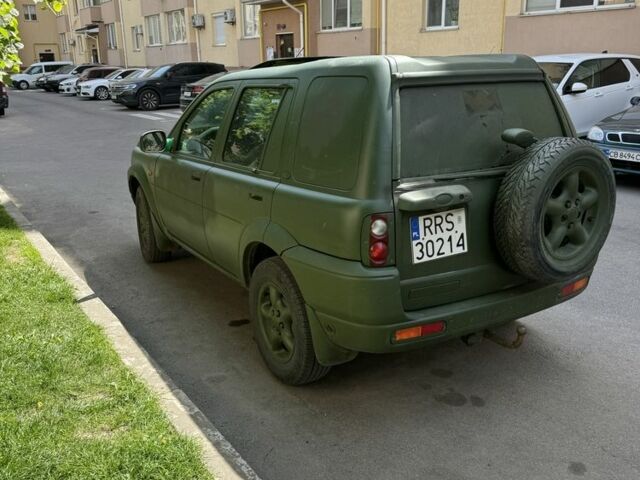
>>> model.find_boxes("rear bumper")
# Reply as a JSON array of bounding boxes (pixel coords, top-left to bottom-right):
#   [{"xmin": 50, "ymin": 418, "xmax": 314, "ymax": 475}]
[
  {"xmin": 180, "ymin": 96, "xmax": 194, "ymax": 111},
  {"xmin": 0, "ymin": 96, "xmax": 8, "ymax": 109},
  {"xmin": 283, "ymin": 246, "xmax": 585, "ymax": 356}
]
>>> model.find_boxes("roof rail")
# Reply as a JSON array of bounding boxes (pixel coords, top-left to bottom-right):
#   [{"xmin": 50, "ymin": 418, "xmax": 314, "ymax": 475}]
[{"xmin": 250, "ymin": 57, "xmax": 338, "ymax": 69}]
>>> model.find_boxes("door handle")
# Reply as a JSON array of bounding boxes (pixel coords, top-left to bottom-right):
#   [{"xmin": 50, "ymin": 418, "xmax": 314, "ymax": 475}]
[
  {"xmin": 398, "ymin": 185, "xmax": 472, "ymax": 212},
  {"xmin": 249, "ymin": 193, "xmax": 263, "ymax": 201},
  {"xmin": 594, "ymin": 91, "xmax": 604, "ymax": 98},
  {"xmin": 190, "ymin": 173, "xmax": 201, "ymax": 182}
]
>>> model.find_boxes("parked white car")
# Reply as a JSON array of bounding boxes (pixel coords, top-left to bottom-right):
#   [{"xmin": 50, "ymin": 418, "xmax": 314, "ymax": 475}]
[
  {"xmin": 10, "ymin": 61, "xmax": 72, "ymax": 90},
  {"xmin": 535, "ymin": 54, "xmax": 640, "ymax": 137},
  {"xmin": 59, "ymin": 77, "xmax": 79, "ymax": 95},
  {"xmin": 78, "ymin": 68, "xmax": 143, "ymax": 100}
]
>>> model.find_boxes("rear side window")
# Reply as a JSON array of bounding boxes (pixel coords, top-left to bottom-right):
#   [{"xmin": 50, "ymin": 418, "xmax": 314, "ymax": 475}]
[
  {"xmin": 44, "ymin": 64, "xmax": 62, "ymax": 72},
  {"xmin": 293, "ymin": 76, "xmax": 368, "ymax": 191},
  {"xmin": 399, "ymin": 82, "xmax": 563, "ymax": 178},
  {"xmin": 628, "ymin": 58, "xmax": 640, "ymax": 74},
  {"xmin": 223, "ymin": 87, "xmax": 285, "ymax": 168}
]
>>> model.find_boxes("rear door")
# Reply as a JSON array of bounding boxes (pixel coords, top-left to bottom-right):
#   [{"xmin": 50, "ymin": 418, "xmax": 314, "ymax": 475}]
[
  {"xmin": 394, "ymin": 80, "xmax": 566, "ymax": 311},
  {"xmin": 204, "ymin": 80, "xmax": 293, "ymax": 279}
]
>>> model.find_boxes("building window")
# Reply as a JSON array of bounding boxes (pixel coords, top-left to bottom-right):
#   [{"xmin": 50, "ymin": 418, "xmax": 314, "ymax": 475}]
[
  {"xmin": 242, "ymin": 4, "xmax": 260, "ymax": 38},
  {"xmin": 23, "ymin": 4, "xmax": 37, "ymax": 21},
  {"xmin": 167, "ymin": 9, "xmax": 186, "ymax": 44},
  {"xmin": 131, "ymin": 26, "xmax": 142, "ymax": 51},
  {"xmin": 213, "ymin": 14, "xmax": 226, "ymax": 46},
  {"xmin": 145, "ymin": 14, "xmax": 162, "ymax": 46},
  {"xmin": 525, "ymin": 0, "xmax": 634, "ymax": 13},
  {"xmin": 81, "ymin": 0, "xmax": 99, "ymax": 7},
  {"xmin": 106, "ymin": 23, "xmax": 117, "ymax": 49},
  {"xmin": 321, "ymin": 0, "xmax": 362, "ymax": 30},
  {"xmin": 60, "ymin": 33, "xmax": 68, "ymax": 53},
  {"xmin": 77, "ymin": 35, "xmax": 85, "ymax": 53},
  {"xmin": 425, "ymin": 0, "xmax": 459, "ymax": 29}
]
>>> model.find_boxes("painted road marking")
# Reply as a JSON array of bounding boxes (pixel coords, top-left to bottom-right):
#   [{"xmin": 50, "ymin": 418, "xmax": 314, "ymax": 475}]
[
  {"xmin": 130, "ymin": 113, "xmax": 164, "ymax": 121},
  {"xmin": 154, "ymin": 111, "xmax": 182, "ymax": 118}
]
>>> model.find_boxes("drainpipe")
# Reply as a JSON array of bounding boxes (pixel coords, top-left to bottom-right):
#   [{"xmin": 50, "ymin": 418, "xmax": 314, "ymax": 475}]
[
  {"xmin": 194, "ymin": 0, "xmax": 202, "ymax": 61},
  {"xmin": 116, "ymin": 0, "xmax": 129, "ymax": 66},
  {"xmin": 282, "ymin": 0, "xmax": 304, "ymax": 57},
  {"xmin": 380, "ymin": 0, "xmax": 386, "ymax": 55}
]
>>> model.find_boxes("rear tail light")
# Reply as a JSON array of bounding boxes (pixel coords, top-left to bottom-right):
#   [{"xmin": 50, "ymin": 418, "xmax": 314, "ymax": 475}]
[
  {"xmin": 368, "ymin": 214, "xmax": 389, "ymax": 266},
  {"xmin": 394, "ymin": 321, "xmax": 446, "ymax": 342},
  {"xmin": 560, "ymin": 277, "xmax": 589, "ymax": 298},
  {"xmin": 192, "ymin": 85, "xmax": 205, "ymax": 95}
]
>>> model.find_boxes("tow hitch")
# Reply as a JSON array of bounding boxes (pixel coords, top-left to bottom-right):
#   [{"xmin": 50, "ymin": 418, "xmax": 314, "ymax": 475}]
[{"xmin": 483, "ymin": 325, "xmax": 528, "ymax": 350}]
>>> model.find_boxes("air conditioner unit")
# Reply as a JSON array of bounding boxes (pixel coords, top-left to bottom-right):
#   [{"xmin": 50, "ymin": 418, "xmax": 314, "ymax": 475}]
[
  {"xmin": 191, "ymin": 14, "xmax": 205, "ymax": 28},
  {"xmin": 223, "ymin": 8, "xmax": 236, "ymax": 24}
]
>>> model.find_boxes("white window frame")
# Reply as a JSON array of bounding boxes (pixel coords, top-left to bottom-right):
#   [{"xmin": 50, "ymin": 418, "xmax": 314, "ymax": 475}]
[
  {"xmin": 522, "ymin": 0, "xmax": 635, "ymax": 14},
  {"xmin": 77, "ymin": 35, "xmax": 85, "ymax": 54},
  {"xmin": 60, "ymin": 33, "xmax": 68, "ymax": 53},
  {"xmin": 23, "ymin": 4, "xmax": 37, "ymax": 21},
  {"xmin": 242, "ymin": 4, "xmax": 260, "ymax": 38},
  {"xmin": 106, "ymin": 23, "xmax": 117, "ymax": 49},
  {"xmin": 145, "ymin": 14, "xmax": 162, "ymax": 46},
  {"xmin": 81, "ymin": 0, "xmax": 99, "ymax": 8},
  {"xmin": 131, "ymin": 26, "xmax": 142, "ymax": 51},
  {"xmin": 166, "ymin": 9, "xmax": 187, "ymax": 44},
  {"xmin": 320, "ymin": 0, "xmax": 363, "ymax": 31},
  {"xmin": 212, "ymin": 13, "xmax": 226, "ymax": 46},
  {"xmin": 424, "ymin": 0, "xmax": 459, "ymax": 31}
]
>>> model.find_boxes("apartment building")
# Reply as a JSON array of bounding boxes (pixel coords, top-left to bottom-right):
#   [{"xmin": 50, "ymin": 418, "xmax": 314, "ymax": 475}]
[
  {"xmin": 503, "ymin": 0, "xmax": 639, "ymax": 56},
  {"xmin": 15, "ymin": 0, "xmax": 60, "ymax": 66}
]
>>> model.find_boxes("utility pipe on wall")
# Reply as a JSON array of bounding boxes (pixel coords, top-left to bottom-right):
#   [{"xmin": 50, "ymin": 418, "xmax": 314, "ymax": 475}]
[
  {"xmin": 194, "ymin": 0, "xmax": 202, "ymax": 62},
  {"xmin": 282, "ymin": 0, "xmax": 304, "ymax": 57},
  {"xmin": 116, "ymin": 0, "xmax": 129, "ymax": 67},
  {"xmin": 380, "ymin": 0, "xmax": 386, "ymax": 55}
]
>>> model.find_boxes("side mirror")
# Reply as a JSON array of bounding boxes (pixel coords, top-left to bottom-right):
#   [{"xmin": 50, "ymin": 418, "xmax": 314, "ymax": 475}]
[
  {"xmin": 631, "ymin": 96, "xmax": 640, "ymax": 106},
  {"xmin": 139, "ymin": 130, "xmax": 169, "ymax": 152},
  {"xmin": 570, "ymin": 82, "xmax": 588, "ymax": 94}
]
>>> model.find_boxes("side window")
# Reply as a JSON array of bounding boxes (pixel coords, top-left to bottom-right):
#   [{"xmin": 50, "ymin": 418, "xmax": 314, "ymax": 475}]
[
  {"xmin": 44, "ymin": 64, "xmax": 59, "ymax": 72},
  {"xmin": 223, "ymin": 87, "xmax": 285, "ymax": 168},
  {"xmin": 599, "ymin": 59, "xmax": 630, "ymax": 87},
  {"xmin": 177, "ymin": 88, "xmax": 234, "ymax": 159},
  {"xmin": 567, "ymin": 59, "xmax": 600, "ymax": 90},
  {"xmin": 172, "ymin": 64, "xmax": 194, "ymax": 77},
  {"xmin": 293, "ymin": 76, "xmax": 368, "ymax": 191},
  {"xmin": 629, "ymin": 58, "xmax": 640, "ymax": 74}
]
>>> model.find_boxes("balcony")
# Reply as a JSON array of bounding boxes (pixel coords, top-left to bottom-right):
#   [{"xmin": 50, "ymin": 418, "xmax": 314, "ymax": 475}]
[
  {"xmin": 79, "ymin": 6, "xmax": 101, "ymax": 26},
  {"xmin": 56, "ymin": 14, "xmax": 68, "ymax": 34}
]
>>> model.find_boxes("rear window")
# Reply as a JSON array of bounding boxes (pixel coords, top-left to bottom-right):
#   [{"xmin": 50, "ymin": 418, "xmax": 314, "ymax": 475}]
[
  {"xmin": 399, "ymin": 82, "xmax": 564, "ymax": 178},
  {"xmin": 538, "ymin": 62, "xmax": 572, "ymax": 87}
]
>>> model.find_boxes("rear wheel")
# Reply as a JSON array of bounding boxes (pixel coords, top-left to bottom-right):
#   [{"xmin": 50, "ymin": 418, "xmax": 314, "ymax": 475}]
[
  {"xmin": 139, "ymin": 89, "xmax": 160, "ymax": 111},
  {"xmin": 0, "ymin": 108, "xmax": 4, "ymax": 116},
  {"xmin": 18, "ymin": 80, "xmax": 28, "ymax": 90},
  {"xmin": 95, "ymin": 86, "xmax": 109, "ymax": 100},
  {"xmin": 250, "ymin": 258, "xmax": 330, "ymax": 385},
  {"xmin": 135, "ymin": 188, "xmax": 171, "ymax": 263}
]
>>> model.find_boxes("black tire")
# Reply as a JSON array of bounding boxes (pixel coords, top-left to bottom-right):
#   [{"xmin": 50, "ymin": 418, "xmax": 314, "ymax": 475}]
[
  {"xmin": 0, "ymin": 108, "xmax": 4, "ymax": 117},
  {"xmin": 18, "ymin": 80, "xmax": 29, "ymax": 90},
  {"xmin": 250, "ymin": 258, "xmax": 330, "ymax": 385},
  {"xmin": 494, "ymin": 137, "xmax": 616, "ymax": 283},
  {"xmin": 95, "ymin": 86, "xmax": 109, "ymax": 100},
  {"xmin": 138, "ymin": 89, "xmax": 160, "ymax": 111},
  {"xmin": 134, "ymin": 188, "xmax": 171, "ymax": 263}
]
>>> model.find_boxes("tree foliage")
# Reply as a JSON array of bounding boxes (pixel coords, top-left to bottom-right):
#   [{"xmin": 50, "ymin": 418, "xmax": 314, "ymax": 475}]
[{"xmin": 0, "ymin": 0, "xmax": 66, "ymax": 80}]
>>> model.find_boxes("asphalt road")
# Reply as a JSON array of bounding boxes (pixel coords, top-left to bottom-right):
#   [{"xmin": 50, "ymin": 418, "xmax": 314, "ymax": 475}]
[{"xmin": 2, "ymin": 90, "xmax": 640, "ymax": 480}]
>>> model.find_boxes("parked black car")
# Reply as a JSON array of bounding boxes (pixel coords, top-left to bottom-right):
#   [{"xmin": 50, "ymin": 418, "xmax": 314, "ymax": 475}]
[
  {"xmin": 111, "ymin": 62, "xmax": 225, "ymax": 110},
  {"xmin": 0, "ymin": 80, "xmax": 8, "ymax": 116},
  {"xmin": 179, "ymin": 71, "xmax": 228, "ymax": 110},
  {"xmin": 43, "ymin": 64, "xmax": 99, "ymax": 92}
]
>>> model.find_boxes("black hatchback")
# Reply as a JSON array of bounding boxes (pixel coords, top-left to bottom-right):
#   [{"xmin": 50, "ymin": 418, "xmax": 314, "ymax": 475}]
[{"xmin": 111, "ymin": 62, "xmax": 225, "ymax": 110}]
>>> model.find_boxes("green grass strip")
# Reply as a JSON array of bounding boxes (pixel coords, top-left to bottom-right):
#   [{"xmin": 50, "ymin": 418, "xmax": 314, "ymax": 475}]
[{"xmin": 0, "ymin": 207, "xmax": 213, "ymax": 480}]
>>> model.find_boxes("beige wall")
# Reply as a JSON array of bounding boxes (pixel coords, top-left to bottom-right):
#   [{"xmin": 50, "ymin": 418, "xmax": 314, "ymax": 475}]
[
  {"xmin": 121, "ymin": 0, "xmax": 146, "ymax": 67},
  {"xmin": 386, "ymin": 0, "xmax": 506, "ymax": 56},
  {"xmin": 16, "ymin": 0, "xmax": 61, "ymax": 66},
  {"xmin": 504, "ymin": 2, "xmax": 640, "ymax": 56},
  {"xmin": 198, "ymin": 0, "xmax": 240, "ymax": 67}
]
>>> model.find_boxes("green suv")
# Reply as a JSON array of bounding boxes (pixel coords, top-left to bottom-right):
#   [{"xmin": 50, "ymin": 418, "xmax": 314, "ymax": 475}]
[{"xmin": 128, "ymin": 55, "xmax": 616, "ymax": 385}]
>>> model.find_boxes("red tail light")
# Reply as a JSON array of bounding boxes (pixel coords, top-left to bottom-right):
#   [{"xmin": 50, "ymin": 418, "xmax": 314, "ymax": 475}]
[
  {"xmin": 192, "ymin": 85, "xmax": 205, "ymax": 94},
  {"xmin": 560, "ymin": 277, "xmax": 589, "ymax": 298},
  {"xmin": 394, "ymin": 321, "xmax": 446, "ymax": 342},
  {"xmin": 368, "ymin": 214, "xmax": 389, "ymax": 266}
]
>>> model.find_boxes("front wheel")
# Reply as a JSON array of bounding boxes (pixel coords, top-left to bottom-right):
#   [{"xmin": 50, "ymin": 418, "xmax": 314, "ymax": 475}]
[
  {"xmin": 250, "ymin": 258, "xmax": 330, "ymax": 385},
  {"xmin": 135, "ymin": 188, "xmax": 171, "ymax": 263},
  {"xmin": 18, "ymin": 80, "xmax": 29, "ymax": 90},
  {"xmin": 0, "ymin": 108, "xmax": 4, "ymax": 116},
  {"xmin": 95, "ymin": 86, "xmax": 109, "ymax": 100},
  {"xmin": 138, "ymin": 90, "xmax": 160, "ymax": 111}
]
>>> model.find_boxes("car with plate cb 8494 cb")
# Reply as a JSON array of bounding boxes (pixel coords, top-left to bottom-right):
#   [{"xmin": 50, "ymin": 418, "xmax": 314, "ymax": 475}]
[{"xmin": 128, "ymin": 55, "xmax": 616, "ymax": 385}]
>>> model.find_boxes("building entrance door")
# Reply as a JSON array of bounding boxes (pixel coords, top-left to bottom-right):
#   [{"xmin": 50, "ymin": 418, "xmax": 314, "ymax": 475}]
[
  {"xmin": 91, "ymin": 48, "xmax": 99, "ymax": 63},
  {"xmin": 276, "ymin": 33, "xmax": 294, "ymax": 58},
  {"xmin": 39, "ymin": 52, "xmax": 55, "ymax": 61}
]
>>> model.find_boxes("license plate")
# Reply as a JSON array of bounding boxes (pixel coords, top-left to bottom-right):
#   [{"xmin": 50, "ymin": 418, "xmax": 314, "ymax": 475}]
[
  {"xmin": 607, "ymin": 148, "xmax": 640, "ymax": 162},
  {"xmin": 410, "ymin": 208, "xmax": 468, "ymax": 264},
  {"xmin": 183, "ymin": 91, "xmax": 191, "ymax": 97}
]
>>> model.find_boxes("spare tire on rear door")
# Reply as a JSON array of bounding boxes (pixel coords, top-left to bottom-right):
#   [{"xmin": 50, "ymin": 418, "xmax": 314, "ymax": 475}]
[{"xmin": 494, "ymin": 137, "xmax": 615, "ymax": 283}]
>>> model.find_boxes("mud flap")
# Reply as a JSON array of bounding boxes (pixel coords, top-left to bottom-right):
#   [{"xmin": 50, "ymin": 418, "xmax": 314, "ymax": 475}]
[{"xmin": 306, "ymin": 305, "xmax": 358, "ymax": 367}]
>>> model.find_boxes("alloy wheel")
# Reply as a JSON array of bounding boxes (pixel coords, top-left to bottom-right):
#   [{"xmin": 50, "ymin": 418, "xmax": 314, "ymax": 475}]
[
  {"xmin": 257, "ymin": 282, "xmax": 295, "ymax": 363},
  {"xmin": 139, "ymin": 91, "xmax": 159, "ymax": 110}
]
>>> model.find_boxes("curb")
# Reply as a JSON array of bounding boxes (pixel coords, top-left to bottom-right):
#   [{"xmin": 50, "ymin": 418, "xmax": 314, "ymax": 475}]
[{"xmin": 0, "ymin": 186, "xmax": 260, "ymax": 480}]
